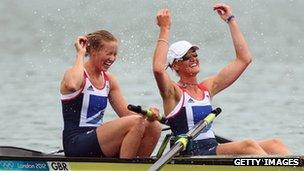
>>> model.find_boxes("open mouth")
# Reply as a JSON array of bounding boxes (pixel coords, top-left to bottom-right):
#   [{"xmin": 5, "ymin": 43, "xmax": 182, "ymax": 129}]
[
  {"xmin": 104, "ymin": 60, "xmax": 113, "ymax": 67},
  {"xmin": 190, "ymin": 63, "xmax": 198, "ymax": 68}
]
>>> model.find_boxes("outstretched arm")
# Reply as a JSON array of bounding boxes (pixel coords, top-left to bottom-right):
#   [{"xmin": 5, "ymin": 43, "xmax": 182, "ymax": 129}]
[
  {"xmin": 60, "ymin": 36, "xmax": 87, "ymax": 94},
  {"xmin": 204, "ymin": 3, "xmax": 252, "ymax": 97}
]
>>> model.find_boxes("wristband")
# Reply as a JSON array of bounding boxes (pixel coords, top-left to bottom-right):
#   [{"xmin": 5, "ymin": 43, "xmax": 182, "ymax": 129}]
[
  {"xmin": 226, "ymin": 15, "xmax": 235, "ymax": 23},
  {"xmin": 157, "ymin": 38, "xmax": 169, "ymax": 45}
]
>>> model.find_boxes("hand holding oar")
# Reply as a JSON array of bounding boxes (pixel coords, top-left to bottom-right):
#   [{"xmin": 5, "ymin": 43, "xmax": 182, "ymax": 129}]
[
  {"xmin": 127, "ymin": 104, "xmax": 167, "ymax": 124},
  {"xmin": 148, "ymin": 107, "xmax": 222, "ymax": 171}
]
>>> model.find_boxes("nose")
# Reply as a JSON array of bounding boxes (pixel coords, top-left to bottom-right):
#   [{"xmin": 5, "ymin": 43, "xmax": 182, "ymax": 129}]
[{"xmin": 109, "ymin": 54, "xmax": 117, "ymax": 61}]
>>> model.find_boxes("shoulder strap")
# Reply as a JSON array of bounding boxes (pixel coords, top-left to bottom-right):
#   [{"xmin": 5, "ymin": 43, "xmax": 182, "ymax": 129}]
[
  {"xmin": 103, "ymin": 71, "xmax": 109, "ymax": 81},
  {"xmin": 198, "ymin": 83, "xmax": 212, "ymax": 99}
]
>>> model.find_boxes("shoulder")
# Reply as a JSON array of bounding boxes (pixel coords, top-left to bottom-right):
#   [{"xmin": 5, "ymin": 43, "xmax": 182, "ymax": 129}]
[
  {"xmin": 200, "ymin": 77, "xmax": 215, "ymax": 97},
  {"xmin": 104, "ymin": 71, "xmax": 113, "ymax": 80},
  {"xmin": 104, "ymin": 72, "xmax": 119, "ymax": 90}
]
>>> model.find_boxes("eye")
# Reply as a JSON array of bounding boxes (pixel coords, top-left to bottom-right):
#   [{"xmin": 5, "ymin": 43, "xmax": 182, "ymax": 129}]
[{"xmin": 192, "ymin": 52, "xmax": 198, "ymax": 57}]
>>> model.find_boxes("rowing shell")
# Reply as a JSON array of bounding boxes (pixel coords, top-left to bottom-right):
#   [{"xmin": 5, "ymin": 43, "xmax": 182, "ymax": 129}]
[{"xmin": 0, "ymin": 146, "xmax": 303, "ymax": 171}]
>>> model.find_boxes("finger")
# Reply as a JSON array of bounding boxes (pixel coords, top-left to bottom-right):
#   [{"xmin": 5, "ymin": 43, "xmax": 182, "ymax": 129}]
[
  {"xmin": 213, "ymin": 2, "xmax": 225, "ymax": 8},
  {"xmin": 215, "ymin": 9, "xmax": 224, "ymax": 15},
  {"xmin": 214, "ymin": 3, "xmax": 230, "ymax": 11},
  {"xmin": 214, "ymin": 6, "xmax": 226, "ymax": 11},
  {"xmin": 149, "ymin": 107, "xmax": 159, "ymax": 114},
  {"xmin": 75, "ymin": 38, "xmax": 81, "ymax": 47},
  {"xmin": 166, "ymin": 10, "xmax": 171, "ymax": 18},
  {"xmin": 213, "ymin": 4, "xmax": 222, "ymax": 9},
  {"xmin": 79, "ymin": 39, "xmax": 86, "ymax": 46},
  {"xmin": 164, "ymin": 8, "xmax": 169, "ymax": 15},
  {"xmin": 157, "ymin": 10, "xmax": 162, "ymax": 17}
]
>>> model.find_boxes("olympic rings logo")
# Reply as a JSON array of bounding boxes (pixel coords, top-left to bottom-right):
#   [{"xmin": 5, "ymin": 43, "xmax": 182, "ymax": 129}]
[{"xmin": 0, "ymin": 161, "xmax": 15, "ymax": 169}]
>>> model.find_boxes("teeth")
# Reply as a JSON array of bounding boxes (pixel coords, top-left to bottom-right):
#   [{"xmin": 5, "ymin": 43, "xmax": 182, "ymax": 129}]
[
  {"xmin": 191, "ymin": 63, "xmax": 197, "ymax": 67},
  {"xmin": 105, "ymin": 62, "xmax": 112, "ymax": 66}
]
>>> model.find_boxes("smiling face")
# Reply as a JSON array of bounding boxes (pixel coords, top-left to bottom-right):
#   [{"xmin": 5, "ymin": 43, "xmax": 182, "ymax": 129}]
[
  {"xmin": 172, "ymin": 47, "xmax": 200, "ymax": 76},
  {"xmin": 86, "ymin": 30, "xmax": 118, "ymax": 72},
  {"xmin": 90, "ymin": 41, "xmax": 118, "ymax": 72}
]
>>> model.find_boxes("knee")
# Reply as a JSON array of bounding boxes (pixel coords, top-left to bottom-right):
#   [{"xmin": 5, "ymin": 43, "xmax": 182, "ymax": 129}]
[
  {"xmin": 129, "ymin": 115, "xmax": 146, "ymax": 130},
  {"xmin": 145, "ymin": 121, "xmax": 162, "ymax": 137},
  {"xmin": 269, "ymin": 138, "xmax": 284, "ymax": 146},
  {"xmin": 242, "ymin": 139, "xmax": 261, "ymax": 149}
]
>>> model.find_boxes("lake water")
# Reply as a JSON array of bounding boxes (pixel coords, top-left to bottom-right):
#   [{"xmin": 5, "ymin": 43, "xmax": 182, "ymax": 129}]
[{"xmin": 0, "ymin": 0, "xmax": 303, "ymax": 155}]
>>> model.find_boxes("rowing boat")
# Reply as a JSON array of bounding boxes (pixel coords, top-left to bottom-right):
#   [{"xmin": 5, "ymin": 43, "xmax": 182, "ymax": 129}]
[{"xmin": 0, "ymin": 146, "xmax": 303, "ymax": 171}]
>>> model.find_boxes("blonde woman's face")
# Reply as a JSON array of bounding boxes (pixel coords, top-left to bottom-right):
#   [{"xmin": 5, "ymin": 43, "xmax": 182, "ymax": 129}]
[{"xmin": 91, "ymin": 41, "xmax": 118, "ymax": 71}]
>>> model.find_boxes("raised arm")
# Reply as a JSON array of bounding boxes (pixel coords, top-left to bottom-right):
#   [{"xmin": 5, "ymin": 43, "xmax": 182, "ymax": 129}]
[
  {"xmin": 152, "ymin": 9, "xmax": 176, "ymax": 99},
  {"xmin": 204, "ymin": 3, "xmax": 252, "ymax": 97},
  {"xmin": 60, "ymin": 36, "xmax": 87, "ymax": 94}
]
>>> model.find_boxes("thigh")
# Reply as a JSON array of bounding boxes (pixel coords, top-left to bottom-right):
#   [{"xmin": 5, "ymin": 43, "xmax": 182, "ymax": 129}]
[
  {"xmin": 216, "ymin": 139, "xmax": 266, "ymax": 155},
  {"xmin": 96, "ymin": 115, "xmax": 145, "ymax": 157},
  {"xmin": 64, "ymin": 129, "xmax": 103, "ymax": 157},
  {"xmin": 216, "ymin": 141, "xmax": 244, "ymax": 155}
]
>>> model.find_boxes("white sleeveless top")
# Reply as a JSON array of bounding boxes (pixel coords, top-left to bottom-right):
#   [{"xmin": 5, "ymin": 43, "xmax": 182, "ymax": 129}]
[{"xmin": 166, "ymin": 84, "xmax": 215, "ymax": 140}]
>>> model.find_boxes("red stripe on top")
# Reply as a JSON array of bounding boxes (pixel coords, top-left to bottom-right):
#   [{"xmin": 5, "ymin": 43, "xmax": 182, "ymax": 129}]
[
  {"xmin": 93, "ymin": 71, "xmax": 108, "ymax": 90},
  {"xmin": 199, "ymin": 83, "xmax": 212, "ymax": 99}
]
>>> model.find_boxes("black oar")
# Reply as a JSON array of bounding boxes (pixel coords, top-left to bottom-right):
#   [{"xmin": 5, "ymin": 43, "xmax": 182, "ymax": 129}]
[
  {"xmin": 127, "ymin": 104, "xmax": 167, "ymax": 124},
  {"xmin": 148, "ymin": 108, "xmax": 222, "ymax": 171}
]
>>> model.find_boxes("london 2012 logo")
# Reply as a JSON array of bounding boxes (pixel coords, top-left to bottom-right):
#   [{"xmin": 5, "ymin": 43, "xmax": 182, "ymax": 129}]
[{"xmin": 0, "ymin": 160, "xmax": 49, "ymax": 170}]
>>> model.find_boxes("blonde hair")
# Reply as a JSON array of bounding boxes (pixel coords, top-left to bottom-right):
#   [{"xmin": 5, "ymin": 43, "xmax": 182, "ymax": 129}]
[{"xmin": 86, "ymin": 30, "xmax": 117, "ymax": 52}]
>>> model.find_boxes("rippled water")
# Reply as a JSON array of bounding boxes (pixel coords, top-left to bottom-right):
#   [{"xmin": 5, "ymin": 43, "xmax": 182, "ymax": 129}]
[{"xmin": 0, "ymin": 0, "xmax": 303, "ymax": 155}]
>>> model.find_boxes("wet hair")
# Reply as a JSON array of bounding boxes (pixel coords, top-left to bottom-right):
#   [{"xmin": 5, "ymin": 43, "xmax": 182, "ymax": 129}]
[{"xmin": 86, "ymin": 30, "xmax": 117, "ymax": 52}]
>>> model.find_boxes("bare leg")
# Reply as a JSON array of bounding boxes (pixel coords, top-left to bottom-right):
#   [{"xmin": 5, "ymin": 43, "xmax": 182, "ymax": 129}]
[
  {"xmin": 96, "ymin": 115, "xmax": 146, "ymax": 158},
  {"xmin": 258, "ymin": 138, "xmax": 291, "ymax": 155},
  {"xmin": 137, "ymin": 120, "xmax": 161, "ymax": 157},
  {"xmin": 216, "ymin": 139, "xmax": 267, "ymax": 155}
]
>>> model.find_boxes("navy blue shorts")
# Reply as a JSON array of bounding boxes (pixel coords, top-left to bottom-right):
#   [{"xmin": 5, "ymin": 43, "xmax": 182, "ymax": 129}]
[
  {"xmin": 63, "ymin": 129, "xmax": 106, "ymax": 157},
  {"xmin": 180, "ymin": 138, "xmax": 218, "ymax": 156}
]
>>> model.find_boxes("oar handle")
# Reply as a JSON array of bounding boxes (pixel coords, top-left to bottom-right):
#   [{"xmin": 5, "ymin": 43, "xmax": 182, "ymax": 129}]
[
  {"xmin": 212, "ymin": 107, "xmax": 222, "ymax": 116},
  {"xmin": 127, "ymin": 104, "xmax": 167, "ymax": 124}
]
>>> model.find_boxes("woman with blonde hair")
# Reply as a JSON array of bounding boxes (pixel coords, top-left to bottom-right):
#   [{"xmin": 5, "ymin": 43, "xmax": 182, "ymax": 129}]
[{"xmin": 61, "ymin": 30, "xmax": 161, "ymax": 158}]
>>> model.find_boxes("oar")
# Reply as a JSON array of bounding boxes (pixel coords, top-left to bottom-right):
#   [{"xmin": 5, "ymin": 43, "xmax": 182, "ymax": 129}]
[
  {"xmin": 162, "ymin": 127, "xmax": 232, "ymax": 143},
  {"xmin": 127, "ymin": 104, "xmax": 167, "ymax": 124},
  {"xmin": 148, "ymin": 108, "xmax": 222, "ymax": 171}
]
